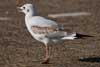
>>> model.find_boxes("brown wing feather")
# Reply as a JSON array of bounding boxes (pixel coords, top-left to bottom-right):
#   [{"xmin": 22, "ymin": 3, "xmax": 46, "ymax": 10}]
[{"xmin": 31, "ymin": 26, "xmax": 58, "ymax": 35}]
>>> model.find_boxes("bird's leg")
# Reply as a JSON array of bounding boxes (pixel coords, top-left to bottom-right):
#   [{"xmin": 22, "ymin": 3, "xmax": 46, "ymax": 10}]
[
  {"xmin": 45, "ymin": 44, "xmax": 49, "ymax": 60},
  {"xmin": 41, "ymin": 44, "xmax": 49, "ymax": 64}
]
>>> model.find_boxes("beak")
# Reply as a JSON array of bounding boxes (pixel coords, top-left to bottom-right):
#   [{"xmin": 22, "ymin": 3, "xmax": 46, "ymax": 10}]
[{"xmin": 17, "ymin": 7, "xmax": 22, "ymax": 12}]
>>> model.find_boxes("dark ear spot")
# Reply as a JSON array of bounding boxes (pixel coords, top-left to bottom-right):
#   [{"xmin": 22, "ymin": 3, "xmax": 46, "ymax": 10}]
[
  {"xmin": 27, "ymin": 9, "xmax": 29, "ymax": 12},
  {"xmin": 23, "ymin": 7, "xmax": 25, "ymax": 9}
]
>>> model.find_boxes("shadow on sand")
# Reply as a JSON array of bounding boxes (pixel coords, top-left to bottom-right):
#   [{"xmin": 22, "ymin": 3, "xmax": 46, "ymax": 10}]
[{"xmin": 79, "ymin": 57, "xmax": 100, "ymax": 62}]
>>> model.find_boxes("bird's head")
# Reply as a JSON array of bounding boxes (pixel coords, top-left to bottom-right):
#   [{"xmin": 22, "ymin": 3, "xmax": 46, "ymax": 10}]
[{"xmin": 17, "ymin": 3, "xmax": 36, "ymax": 16}]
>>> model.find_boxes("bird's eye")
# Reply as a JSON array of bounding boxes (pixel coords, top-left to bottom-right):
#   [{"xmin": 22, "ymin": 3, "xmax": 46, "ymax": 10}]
[{"xmin": 23, "ymin": 7, "xmax": 25, "ymax": 9}]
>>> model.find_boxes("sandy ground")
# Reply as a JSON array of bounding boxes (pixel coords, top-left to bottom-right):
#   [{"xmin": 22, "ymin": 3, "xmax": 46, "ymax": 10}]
[{"xmin": 0, "ymin": 0, "xmax": 100, "ymax": 67}]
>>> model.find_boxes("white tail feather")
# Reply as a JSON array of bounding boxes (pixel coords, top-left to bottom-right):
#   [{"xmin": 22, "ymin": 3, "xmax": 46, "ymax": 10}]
[
  {"xmin": 62, "ymin": 33, "xmax": 77, "ymax": 40},
  {"xmin": 62, "ymin": 36, "xmax": 76, "ymax": 40}
]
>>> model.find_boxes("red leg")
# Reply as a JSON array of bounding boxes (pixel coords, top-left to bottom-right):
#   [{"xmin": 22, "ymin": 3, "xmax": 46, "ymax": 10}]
[{"xmin": 41, "ymin": 44, "xmax": 49, "ymax": 64}]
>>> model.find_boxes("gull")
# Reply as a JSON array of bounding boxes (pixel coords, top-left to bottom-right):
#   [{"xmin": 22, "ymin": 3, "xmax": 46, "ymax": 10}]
[{"xmin": 18, "ymin": 3, "xmax": 77, "ymax": 64}]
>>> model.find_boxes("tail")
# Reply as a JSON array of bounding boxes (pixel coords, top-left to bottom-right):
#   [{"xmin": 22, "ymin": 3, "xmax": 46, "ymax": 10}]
[{"xmin": 61, "ymin": 32, "xmax": 77, "ymax": 40}]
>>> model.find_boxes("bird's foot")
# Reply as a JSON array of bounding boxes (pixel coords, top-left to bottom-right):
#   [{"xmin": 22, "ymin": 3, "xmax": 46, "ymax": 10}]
[{"xmin": 41, "ymin": 57, "xmax": 49, "ymax": 64}]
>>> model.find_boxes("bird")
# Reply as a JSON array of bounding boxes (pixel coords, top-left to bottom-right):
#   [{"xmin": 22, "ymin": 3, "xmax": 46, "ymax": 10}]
[{"xmin": 17, "ymin": 3, "xmax": 77, "ymax": 64}]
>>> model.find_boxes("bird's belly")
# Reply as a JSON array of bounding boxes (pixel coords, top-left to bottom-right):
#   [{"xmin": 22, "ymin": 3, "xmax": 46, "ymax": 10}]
[{"xmin": 33, "ymin": 34, "xmax": 44, "ymax": 40}]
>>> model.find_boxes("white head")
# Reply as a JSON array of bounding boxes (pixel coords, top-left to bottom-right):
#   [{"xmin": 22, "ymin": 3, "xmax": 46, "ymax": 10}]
[{"xmin": 18, "ymin": 3, "xmax": 37, "ymax": 16}]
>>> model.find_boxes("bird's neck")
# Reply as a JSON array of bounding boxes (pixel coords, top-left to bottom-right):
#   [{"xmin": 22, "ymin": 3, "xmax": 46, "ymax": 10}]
[
  {"xmin": 25, "ymin": 13, "xmax": 34, "ymax": 22},
  {"xmin": 25, "ymin": 14, "xmax": 33, "ymax": 35},
  {"xmin": 25, "ymin": 13, "xmax": 33, "ymax": 19}
]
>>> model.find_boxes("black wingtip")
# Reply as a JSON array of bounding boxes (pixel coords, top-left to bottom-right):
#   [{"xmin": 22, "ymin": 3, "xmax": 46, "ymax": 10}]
[{"xmin": 75, "ymin": 33, "xmax": 93, "ymax": 39}]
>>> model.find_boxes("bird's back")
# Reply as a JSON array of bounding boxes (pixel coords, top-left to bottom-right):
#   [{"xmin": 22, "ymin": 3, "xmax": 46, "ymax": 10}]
[{"xmin": 27, "ymin": 16, "xmax": 58, "ymax": 27}]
